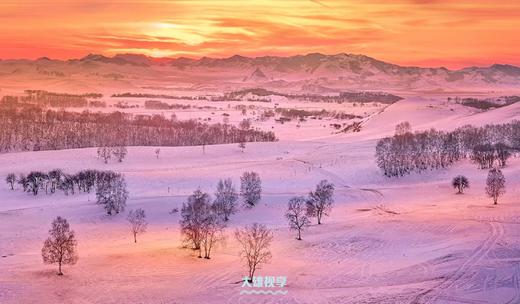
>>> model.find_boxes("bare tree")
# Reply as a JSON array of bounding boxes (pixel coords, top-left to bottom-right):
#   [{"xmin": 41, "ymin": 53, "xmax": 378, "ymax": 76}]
[
  {"xmin": 98, "ymin": 146, "xmax": 112, "ymax": 164},
  {"xmin": 235, "ymin": 223, "xmax": 273, "ymax": 280},
  {"xmin": 41, "ymin": 216, "xmax": 78, "ymax": 275},
  {"xmin": 178, "ymin": 189, "xmax": 226, "ymax": 259},
  {"xmin": 285, "ymin": 196, "xmax": 311, "ymax": 240},
  {"xmin": 180, "ymin": 189, "xmax": 212, "ymax": 256},
  {"xmin": 200, "ymin": 211, "xmax": 226, "ymax": 259},
  {"xmin": 486, "ymin": 168, "xmax": 506, "ymax": 205},
  {"xmin": 214, "ymin": 178, "xmax": 239, "ymax": 221},
  {"xmin": 240, "ymin": 171, "xmax": 262, "ymax": 208},
  {"xmin": 127, "ymin": 208, "xmax": 147, "ymax": 243},
  {"xmin": 96, "ymin": 174, "xmax": 128, "ymax": 215},
  {"xmin": 17, "ymin": 174, "xmax": 29, "ymax": 192},
  {"xmin": 306, "ymin": 180, "xmax": 335, "ymax": 224},
  {"xmin": 452, "ymin": 175, "xmax": 469, "ymax": 194},
  {"xmin": 5, "ymin": 173, "xmax": 16, "ymax": 190},
  {"xmin": 113, "ymin": 146, "xmax": 128, "ymax": 162}
]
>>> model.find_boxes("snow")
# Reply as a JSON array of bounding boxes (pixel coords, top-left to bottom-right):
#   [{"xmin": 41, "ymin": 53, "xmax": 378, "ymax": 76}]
[{"xmin": 1, "ymin": 95, "xmax": 520, "ymax": 304}]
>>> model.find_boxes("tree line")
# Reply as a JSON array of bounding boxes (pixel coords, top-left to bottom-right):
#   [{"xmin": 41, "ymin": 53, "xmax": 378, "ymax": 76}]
[
  {"xmin": 376, "ymin": 121, "xmax": 519, "ymax": 177},
  {"xmin": 1, "ymin": 90, "xmax": 102, "ymax": 108},
  {"xmin": 0, "ymin": 106, "xmax": 277, "ymax": 153},
  {"xmin": 223, "ymin": 88, "xmax": 403, "ymax": 104},
  {"xmin": 6, "ymin": 169, "xmax": 128, "ymax": 215}
]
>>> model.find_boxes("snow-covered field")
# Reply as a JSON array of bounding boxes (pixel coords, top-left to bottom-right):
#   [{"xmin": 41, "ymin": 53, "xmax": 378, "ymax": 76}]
[{"xmin": 1, "ymin": 97, "xmax": 520, "ymax": 304}]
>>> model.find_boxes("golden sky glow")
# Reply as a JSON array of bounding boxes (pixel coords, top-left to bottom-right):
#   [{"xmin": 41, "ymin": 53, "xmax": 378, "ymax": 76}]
[{"xmin": 1, "ymin": 0, "xmax": 520, "ymax": 68}]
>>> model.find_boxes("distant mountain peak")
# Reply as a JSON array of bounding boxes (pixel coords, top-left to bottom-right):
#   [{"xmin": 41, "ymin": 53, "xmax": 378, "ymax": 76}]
[
  {"xmin": 80, "ymin": 53, "xmax": 109, "ymax": 61},
  {"xmin": 251, "ymin": 67, "xmax": 267, "ymax": 78},
  {"xmin": 243, "ymin": 67, "xmax": 268, "ymax": 82},
  {"xmin": 489, "ymin": 64, "xmax": 520, "ymax": 76}
]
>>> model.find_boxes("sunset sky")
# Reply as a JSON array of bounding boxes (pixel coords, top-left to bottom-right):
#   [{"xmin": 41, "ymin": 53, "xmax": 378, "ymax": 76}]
[{"xmin": 1, "ymin": 0, "xmax": 519, "ymax": 68}]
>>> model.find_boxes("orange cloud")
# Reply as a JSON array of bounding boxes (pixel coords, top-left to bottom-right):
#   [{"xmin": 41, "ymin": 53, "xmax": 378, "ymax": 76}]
[{"xmin": 0, "ymin": 0, "xmax": 519, "ymax": 68}]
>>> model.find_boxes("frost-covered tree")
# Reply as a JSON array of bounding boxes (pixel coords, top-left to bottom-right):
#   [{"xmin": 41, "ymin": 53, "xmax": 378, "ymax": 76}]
[
  {"xmin": 127, "ymin": 208, "xmax": 147, "ymax": 243},
  {"xmin": 47, "ymin": 169, "xmax": 63, "ymax": 193},
  {"xmin": 41, "ymin": 216, "xmax": 78, "ymax": 275},
  {"xmin": 240, "ymin": 171, "xmax": 262, "ymax": 208},
  {"xmin": 113, "ymin": 145, "xmax": 128, "ymax": 162},
  {"xmin": 495, "ymin": 143, "xmax": 512, "ymax": 167},
  {"xmin": 285, "ymin": 196, "xmax": 310, "ymax": 240},
  {"xmin": 452, "ymin": 175, "xmax": 469, "ymax": 194},
  {"xmin": 97, "ymin": 146, "xmax": 112, "ymax": 164},
  {"xmin": 200, "ymin": 211, "xmax": 225, "ymax": 259},
  {"xmin": 471, "ymin": 144, "xmax": 496, "ymax": 169},
  {"xmin": 180, "ymin": 189, "xmax": 225, "ymax": 259},
  {"xmin": 213, "ymin": 178, "xmax": 238, "ymax": 221},
  {"xmin": 75, "ymin": 169, "xmax": 97, "ymax": 193},
  {"xmin": 5, "ymin": 173, "xmax": 16, "ymax": 190},
  {"xmin": 180, "ymin": 189, "xmax": 212, "ymax": 254},
  {"xmin": 235, "ymin": 223, "xmax": 273, "ymax": 280},
  {"xmin": 96, "ymin": 174, "xmax": 128, "ymax": 215},
  {"xmin": 59, "ymin": 174, "xmax": 76, "ymax": 195},
  {"xmin": 26, "ymin": 171, "xmax": 46, "ymax": 195},
  {"xmin": 306, "ymin": 180, "xmax": 335, "ymax": 225},
  {"xmin": 17, "ymin": 174, "xmax": 28, "ymax": 192},
  {"xmin": 486, "ymin": 168, "xmax": 506, "ymax": 205}
]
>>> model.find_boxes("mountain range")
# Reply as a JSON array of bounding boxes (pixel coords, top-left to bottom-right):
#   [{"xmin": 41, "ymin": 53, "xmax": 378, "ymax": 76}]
[{"xmin": 1, "ymin": 53, "xmax": 519, "ymax": 93}]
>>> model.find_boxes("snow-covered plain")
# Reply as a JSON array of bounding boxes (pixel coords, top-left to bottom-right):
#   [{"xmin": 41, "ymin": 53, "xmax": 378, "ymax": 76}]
[{"xmin": 1, "ymin": 96, "xmax": 520, "ymax": 304}]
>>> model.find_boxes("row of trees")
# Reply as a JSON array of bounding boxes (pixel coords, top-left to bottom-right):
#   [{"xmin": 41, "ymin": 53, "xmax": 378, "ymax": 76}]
[
  {"xmin": 376, "ymin": 121, "xmax": 519, "ymax": 177},
  {"xmin": 1, "ymin": 90, "xmax": 102, "ymax": 109},
  {"xmin": 223, "ymin": 88, "xmax": 403, "ymax": 104},
  {"xmin": 471, "ymin": 143, "xmax": 512, "ymax": 169},
  {"xmin": 97, "ymin": 146, "xmax": 128, "ymax": 163},
  {"xmin": 41, "ymin": 214, "xmax": 274, "ymax": 281},
  {"xmin": 0, "ymin": 106, "xmax": 277, "ymax": 153},
  {"xmin": 6, "ymin": 169, "xmax": 128, "ymax": 215}
]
